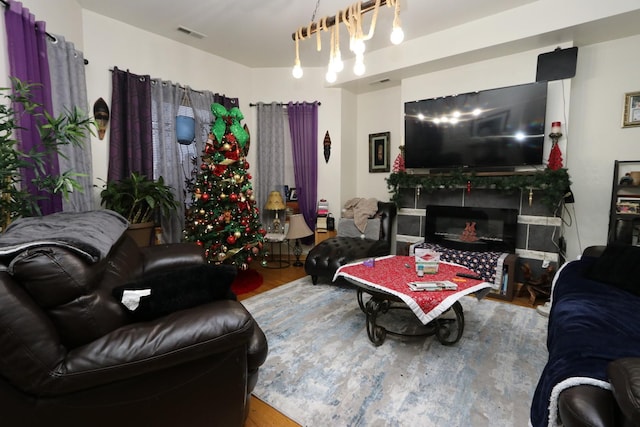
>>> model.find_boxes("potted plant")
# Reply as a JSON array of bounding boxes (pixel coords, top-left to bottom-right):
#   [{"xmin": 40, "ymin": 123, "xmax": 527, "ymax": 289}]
[
  {"xmin": 0, "ymin": 77, "xmax": 94, "ymax": 231},
  {"xmin": 99, "ymin": 172, "xmax": 179, "ymax": 246}
]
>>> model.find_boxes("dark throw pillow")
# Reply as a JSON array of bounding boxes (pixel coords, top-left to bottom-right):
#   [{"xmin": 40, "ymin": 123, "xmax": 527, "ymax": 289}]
[
  {"xmin": 112, "ymin": 264, "xmax": 238, "ymax": 320},
  {"xmin": 586, "ymin": 244, "xmax": 640, "ymax": 296}
]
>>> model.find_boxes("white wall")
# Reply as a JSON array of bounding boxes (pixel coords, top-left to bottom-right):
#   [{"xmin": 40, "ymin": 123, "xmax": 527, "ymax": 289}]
[
  {"xmin": 565, "ymin": 34, "xmax": 640, "ymax": 259},
  {"xmin": 80, "ymin": 10, "xmax": 253, "ymax": 203},
  {"xmin": 356, "ymin": 85, "xmax": 402, "ymax": 201},
  {"xmin": 249, "ymin": 67, "xmax": 343, "ymax": 218},
  {"xmin": 4, "ymin": 0, "xmax": 640, "ymax": 261}
]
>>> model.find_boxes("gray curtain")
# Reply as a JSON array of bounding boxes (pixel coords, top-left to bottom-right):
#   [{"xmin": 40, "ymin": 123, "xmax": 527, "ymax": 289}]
[
  {"xmin": 151, "ymin": 81, "xmax": 214, "ymax": 243},
  {"xmin": 46, "ymin": 34, "xmax": 93, "ymax": 212},
  {"xmin": 256, "ymin": 103, "xmax": 285, "ymax": 228}
]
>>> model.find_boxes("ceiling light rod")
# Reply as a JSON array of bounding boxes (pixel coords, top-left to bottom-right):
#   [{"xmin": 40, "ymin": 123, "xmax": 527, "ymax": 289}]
[{"xmin": 290, "ymin": 0, "xmax": 389, "ymax": 40}]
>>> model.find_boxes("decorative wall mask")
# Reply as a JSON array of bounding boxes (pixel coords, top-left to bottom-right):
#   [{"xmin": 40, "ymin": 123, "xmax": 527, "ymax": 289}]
[
  {"xmin": 323, "ymin": 130, "xmax": 331, "ymax": 163},
  {"xmin": 93, "ymin": 97, "xmax": 110, "ymax": 140}
]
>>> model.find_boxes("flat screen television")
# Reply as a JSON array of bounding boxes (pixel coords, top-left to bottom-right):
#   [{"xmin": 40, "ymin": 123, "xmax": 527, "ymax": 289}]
[{"xmin": 404, "ymin": 82, "xmax": 548, "ymax": 171}]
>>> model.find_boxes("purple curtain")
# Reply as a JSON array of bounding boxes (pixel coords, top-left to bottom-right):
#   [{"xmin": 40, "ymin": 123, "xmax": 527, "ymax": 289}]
[
  {"xmin": 4, "ymin": 0, "xmax": 61, "ymax": 215},
  {"xmin": 108, "ymin": 67, "xmax": 153, "ymax": 181},
  {"xmin": 287, "ymin": 102, "xmax": 319, "ymax": 233}
]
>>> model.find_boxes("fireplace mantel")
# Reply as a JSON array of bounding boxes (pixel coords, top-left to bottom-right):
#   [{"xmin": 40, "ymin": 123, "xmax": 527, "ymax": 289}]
[{"xmin": 387, "ymin": 168, "xmax": 570, "ymax": 213}]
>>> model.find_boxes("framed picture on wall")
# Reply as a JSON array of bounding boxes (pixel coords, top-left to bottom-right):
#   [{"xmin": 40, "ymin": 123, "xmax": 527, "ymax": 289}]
[
  {"xmin": 288, "ymin": 188, "xmax": 298, "ymax": 202},
  {"xmin": 622, "ymin": 91, "xmax": 640, "ymax": 128},
  {"xmin": 369, "ymin": 132, "xmax": 390, "ymax": 173}
]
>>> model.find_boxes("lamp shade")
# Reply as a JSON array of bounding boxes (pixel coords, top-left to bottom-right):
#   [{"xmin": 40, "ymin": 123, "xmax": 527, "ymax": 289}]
[
  {"xmin": 264, "ymin": 191, "xmax": 286, "ymax": 211},
  {"xmin": 286, "ymin": 214, "xmax": 313, "ymax": 240}
]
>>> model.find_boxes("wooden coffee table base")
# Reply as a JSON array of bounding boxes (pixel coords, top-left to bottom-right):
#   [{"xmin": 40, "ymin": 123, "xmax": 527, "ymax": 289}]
[{"xmin": 355, "ymin": 286, "xmax": 465, "ymax": 346}]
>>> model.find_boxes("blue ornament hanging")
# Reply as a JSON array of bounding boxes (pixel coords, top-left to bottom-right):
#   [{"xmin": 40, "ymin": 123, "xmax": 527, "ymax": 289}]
[{"xmin": 176, "ymin": 91, "xmax": 195, "ymax": 145}]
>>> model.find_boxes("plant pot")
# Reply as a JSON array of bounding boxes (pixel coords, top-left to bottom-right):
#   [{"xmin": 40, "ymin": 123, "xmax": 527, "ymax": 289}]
[{"xmin": 126, "ymin": 221, "xmax": 155, "ymax": 247}]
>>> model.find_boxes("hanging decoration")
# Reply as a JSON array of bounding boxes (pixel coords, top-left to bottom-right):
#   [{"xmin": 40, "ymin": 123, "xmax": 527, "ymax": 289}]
[
  {"xmin": 392, "ymin": 145, "xmax": 405, "ymax": 173},
  {"xmin": 93, "ymin": 97, "xmax": 110, "ymax": 140},
  {"xmin": 529, "ymin": 188, "xmax": 534, "ymax": 207},
  {"xmin": 176, "ymin": 90, "xmax": 195, "ymax": 145},
  {"xmin": 242, "ymin": 124, "xmax": 251, "ymax": 157},
  {"xmin": 547, "ymin": 121, "xmax": 563, "ymax": 171},
  {"xmin": 323, "ymin": 130, "xmax": 332, "ymax": 163},
  {"xmin": 291, "ymin": 0, "xmax": 404, "ymax": 83}
]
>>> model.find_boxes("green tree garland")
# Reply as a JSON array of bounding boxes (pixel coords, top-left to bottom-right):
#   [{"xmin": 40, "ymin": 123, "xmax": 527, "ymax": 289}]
[{"xmin": 386, "ymin": 168, "xmax": 571, "ymax": 213}]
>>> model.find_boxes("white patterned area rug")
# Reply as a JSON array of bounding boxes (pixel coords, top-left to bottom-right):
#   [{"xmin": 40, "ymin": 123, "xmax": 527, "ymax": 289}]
[{"xmin": 242, "ymin": 276, "xmax": 548, "ymax": 427}]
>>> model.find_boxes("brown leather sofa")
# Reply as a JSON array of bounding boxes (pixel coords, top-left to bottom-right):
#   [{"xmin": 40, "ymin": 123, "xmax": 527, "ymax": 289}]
[
  {"xmin": 0, "ymin": 228, "xmax": 267, "ymax": 426},
  {"xmin": 304, "ymin": 201, "xmax": 397, "ymax": 284}
]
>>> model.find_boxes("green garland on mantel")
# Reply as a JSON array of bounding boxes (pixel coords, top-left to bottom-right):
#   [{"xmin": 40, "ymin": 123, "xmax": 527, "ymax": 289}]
[{"xmin": 386, "ymin": 168, "xmax": 571, "ymax": 212}]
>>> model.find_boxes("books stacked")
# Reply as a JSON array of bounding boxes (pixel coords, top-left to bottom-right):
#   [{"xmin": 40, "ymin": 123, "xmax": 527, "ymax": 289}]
[{"xmin": 316, "ymin": 199, "xmax": 330, "ymax": 232}]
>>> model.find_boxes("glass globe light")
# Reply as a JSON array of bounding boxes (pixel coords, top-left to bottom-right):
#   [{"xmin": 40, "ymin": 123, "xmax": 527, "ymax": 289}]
[
  {"xmin": 351, "ymin": 38, "xmax": 366, "ymax": 55},
  {"xmin": 353, "ymin": 57, "xmax": 366, "ymax": 76},
  {"xmin": 292, "ymin": 61, "xmax": 303, "ymax": 79},
  {"xmin": 331, "ymin": 52, "xmax": 344, "ymax": 73},
  {"xmin": 390, "ymin": 27, "xmax": 404, "ymax": 45},
  {"xmin": 325, "ymin": 69, "xmax": 337, "ymax": 83}
]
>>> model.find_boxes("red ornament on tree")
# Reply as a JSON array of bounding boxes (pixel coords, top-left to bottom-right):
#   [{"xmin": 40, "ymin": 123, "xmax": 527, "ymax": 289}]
[{"xmin": 226, "ymin": 235, "xmax": 236, "ymax": 245}]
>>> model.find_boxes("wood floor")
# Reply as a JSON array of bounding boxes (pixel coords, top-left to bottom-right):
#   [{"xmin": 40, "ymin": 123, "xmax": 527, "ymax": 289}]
[{"xmin": 239, "ymin": 257, "xmax": 544, "ymax": 427}]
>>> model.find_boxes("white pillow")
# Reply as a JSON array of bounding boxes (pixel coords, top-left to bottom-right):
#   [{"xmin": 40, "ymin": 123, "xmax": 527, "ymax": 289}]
[{"xmin": 337, "ymin": 218, "xmax": 381, "ymax": 240}]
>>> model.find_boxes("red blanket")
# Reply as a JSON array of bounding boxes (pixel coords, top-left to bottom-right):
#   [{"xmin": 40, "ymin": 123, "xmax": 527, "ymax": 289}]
[{"xmin": 334, "ymin": 255, "xmax": 492, "ymax": 324}]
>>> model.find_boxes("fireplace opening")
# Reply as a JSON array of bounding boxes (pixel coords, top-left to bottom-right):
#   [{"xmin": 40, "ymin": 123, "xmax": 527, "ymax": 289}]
[{"xmin": 424, "ymin": 205, "xmax": 518, "ymax": 253}]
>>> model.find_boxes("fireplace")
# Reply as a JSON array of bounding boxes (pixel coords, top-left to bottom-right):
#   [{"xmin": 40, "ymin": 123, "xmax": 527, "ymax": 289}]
[{"xmin": 424, "ymin": 205, "xmax": 518, "ymax": 253}]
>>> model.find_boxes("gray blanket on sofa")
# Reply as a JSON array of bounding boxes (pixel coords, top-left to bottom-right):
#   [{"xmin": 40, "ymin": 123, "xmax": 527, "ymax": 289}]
[{"xmin": 0, "ymin": 210, "xmax": 129, "ymax": 263}]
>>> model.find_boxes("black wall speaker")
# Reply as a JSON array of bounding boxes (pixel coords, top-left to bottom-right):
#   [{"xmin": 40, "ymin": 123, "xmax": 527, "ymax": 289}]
[{"xmin": 536, "ymin": 46, "xmax": 578, "ymax": 82}]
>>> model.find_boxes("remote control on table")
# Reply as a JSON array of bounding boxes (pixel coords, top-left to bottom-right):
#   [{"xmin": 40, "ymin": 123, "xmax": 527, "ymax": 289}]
[{"xmin": 455, "ymin": 272, "xmax": 483, "ymax": 280}]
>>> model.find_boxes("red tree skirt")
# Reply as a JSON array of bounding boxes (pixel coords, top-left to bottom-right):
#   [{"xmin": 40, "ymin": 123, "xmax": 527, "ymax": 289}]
[{"xmin": 231, "ymin": 268, "xmax": 263, "ymax": 295}]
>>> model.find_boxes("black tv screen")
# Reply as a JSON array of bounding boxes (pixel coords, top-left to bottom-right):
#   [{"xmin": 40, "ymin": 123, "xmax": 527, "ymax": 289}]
[{"xmin": 404, "ymin": 82, "xmax": 548, "ymax": 171}]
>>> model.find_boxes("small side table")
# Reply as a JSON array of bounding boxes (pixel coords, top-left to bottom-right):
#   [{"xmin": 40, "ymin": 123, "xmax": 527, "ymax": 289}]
[
  {"xmin": 263, "ymin": 233, "xmax": 290, "ymax": 269},
  {"xmin": 315, "ymin": 229, "xmax": 337, "ymax": 245}
]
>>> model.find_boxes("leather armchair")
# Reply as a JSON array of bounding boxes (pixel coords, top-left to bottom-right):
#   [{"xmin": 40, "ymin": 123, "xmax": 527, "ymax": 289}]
[
  {"xmin": 0, "ymin": 234, "xmax": 267, "ymax": 427},
  {"xmin": 305, "ymin": 201, "xmax": 397, "ymax": 284},
  {"xmin": 555, "ymin": 246, "xmax": 639, "ymax": 427},
  {"xmin": 558, "ymin": 358, "xmax": 640, "ymax": 427}
]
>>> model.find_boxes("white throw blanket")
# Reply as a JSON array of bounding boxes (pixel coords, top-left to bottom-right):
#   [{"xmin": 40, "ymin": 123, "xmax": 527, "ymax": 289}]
[{"xmin": 342, "ymin": 198, "xmax": 378, "ymax": 232}]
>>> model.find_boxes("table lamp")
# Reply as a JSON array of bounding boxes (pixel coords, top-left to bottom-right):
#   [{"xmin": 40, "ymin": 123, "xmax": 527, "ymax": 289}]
[
  {"xmin": 286, "ymin": 214, "xmax": 313, "ymax": 266},
  {"xmin": 264, "ymin": 190, "xmax": 286, "ymax": 233}
]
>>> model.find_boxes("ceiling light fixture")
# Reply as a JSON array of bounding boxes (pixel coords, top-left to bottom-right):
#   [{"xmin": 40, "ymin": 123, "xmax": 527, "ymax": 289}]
[{"xmin": 291, "ymin": 0, "xmax": 403, "ymax": 82}]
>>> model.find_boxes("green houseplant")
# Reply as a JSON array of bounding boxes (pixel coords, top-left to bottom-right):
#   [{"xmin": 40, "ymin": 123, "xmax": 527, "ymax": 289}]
[
  {"xmin": 0, "ymin": 77, "xmax": 94, "ymax": 231},
  {"xmin": 99, "ymin": 172, "xmax": 179, "ymax": 246}
]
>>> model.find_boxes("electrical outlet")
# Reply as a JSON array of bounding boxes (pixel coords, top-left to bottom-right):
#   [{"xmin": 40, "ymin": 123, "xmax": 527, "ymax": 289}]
[{"xmin": 542, "ymin": 259, "xmax": 550, "ymax": 268}]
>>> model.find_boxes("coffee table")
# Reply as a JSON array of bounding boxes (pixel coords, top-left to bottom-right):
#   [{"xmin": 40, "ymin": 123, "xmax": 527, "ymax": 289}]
[{"xmin": 334, "ymin": 255, "xmax": 493, "ymax": 346}]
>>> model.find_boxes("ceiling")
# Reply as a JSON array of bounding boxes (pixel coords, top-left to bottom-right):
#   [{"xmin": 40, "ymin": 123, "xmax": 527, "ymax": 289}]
[{"xmin": 75, "ymin": 0, "xmax": 538, "ymax": 69}]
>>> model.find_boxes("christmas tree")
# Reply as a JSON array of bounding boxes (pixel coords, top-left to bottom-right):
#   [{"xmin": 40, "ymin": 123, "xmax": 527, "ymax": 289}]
[{"xmin": 183, "ymin": 103, "xmax": 265, "ymax": 270}]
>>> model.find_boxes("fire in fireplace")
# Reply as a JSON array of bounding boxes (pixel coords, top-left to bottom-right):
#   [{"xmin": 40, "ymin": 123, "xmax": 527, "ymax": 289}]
[{"xmin": 424, "ymin": 205, "xmax": 518, "ymax": 253}]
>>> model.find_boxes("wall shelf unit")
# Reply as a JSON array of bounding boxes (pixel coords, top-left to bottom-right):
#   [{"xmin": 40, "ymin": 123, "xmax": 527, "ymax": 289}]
[{"xmin": 608, "ymin": 160, "xmax": 640, "ymax": 245}]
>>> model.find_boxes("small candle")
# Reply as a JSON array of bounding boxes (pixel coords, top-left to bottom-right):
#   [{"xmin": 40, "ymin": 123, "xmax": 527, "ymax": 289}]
[{"xmin": 551, "ymin": 121, "xmax": 561, "ymax": 134}]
